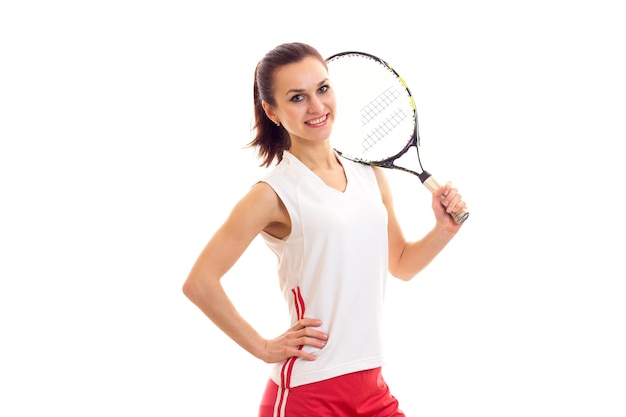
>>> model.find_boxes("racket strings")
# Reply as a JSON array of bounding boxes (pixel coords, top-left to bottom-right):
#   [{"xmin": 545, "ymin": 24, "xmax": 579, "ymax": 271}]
[
  {"xmin": 362, "ymin": 108, "xmax": 409, "ymax": 152},
  {"xmin": 361, "ymin": 87, "xmax": 401, "ymax": 124}
]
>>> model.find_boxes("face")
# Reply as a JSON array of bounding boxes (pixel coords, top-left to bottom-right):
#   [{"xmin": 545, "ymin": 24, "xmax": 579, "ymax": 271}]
[{"xmin": 263, "ymin": 56, "xmax": 336, "ymax": 145}]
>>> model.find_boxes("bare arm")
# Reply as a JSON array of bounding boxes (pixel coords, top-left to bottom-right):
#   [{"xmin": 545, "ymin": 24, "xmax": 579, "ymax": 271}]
[
  {"xmin": 182, "ymin": 182, "xmax": 327, "ymax": 363},
  {"xmin": 374, "ymin": 167, "xmax": 467, "ymax": 281}
]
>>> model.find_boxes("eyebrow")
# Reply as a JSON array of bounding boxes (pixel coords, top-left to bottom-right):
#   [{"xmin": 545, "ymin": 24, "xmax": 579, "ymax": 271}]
[{"xmin": 285, "ymin": 78, "xmax": 329, "ymax": 96}]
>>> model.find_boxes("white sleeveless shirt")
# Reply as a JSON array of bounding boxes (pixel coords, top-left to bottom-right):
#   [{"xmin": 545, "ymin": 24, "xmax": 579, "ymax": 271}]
[{"xmin": 260, "ymin": 151, "xmax": 389, "ymax": 388}]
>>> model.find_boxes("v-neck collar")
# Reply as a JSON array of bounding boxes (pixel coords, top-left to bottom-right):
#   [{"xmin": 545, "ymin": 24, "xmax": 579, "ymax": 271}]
[{"xmin": 283, "ymin": 150, "xmax": 349, "ymax": 194}]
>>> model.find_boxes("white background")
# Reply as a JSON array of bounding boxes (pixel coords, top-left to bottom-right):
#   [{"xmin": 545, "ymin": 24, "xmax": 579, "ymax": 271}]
[{"xmin": 1, "ymin": 1, "xmax": 625, "ymax": 415}]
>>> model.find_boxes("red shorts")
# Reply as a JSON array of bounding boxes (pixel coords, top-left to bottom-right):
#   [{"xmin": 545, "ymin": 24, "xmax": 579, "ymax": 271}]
[{"xmin": 259, "ymin": 367, "xmax": 406, "ymax": 417}]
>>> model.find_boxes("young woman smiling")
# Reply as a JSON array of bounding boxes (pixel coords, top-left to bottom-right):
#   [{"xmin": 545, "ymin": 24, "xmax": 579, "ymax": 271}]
[{"xmin": 183, "ymin": 42, "xmax": 467, "ymax": 417}]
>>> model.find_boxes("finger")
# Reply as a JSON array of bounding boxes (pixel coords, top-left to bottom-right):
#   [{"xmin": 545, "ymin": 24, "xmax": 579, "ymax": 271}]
[
  {"xmin": 446, "ymin": 194, "xmax": 463, "ymax": 213},
  {"xmin": 439, "ymin": 182, "xmax": 456, "ymax": 199},
  {"xmin": 298, "ymin": 336, "xmax": 327, "ymax": 349},
  {"xmin": 298, "ymin": 327, "xmax": 329, "ymax": 343},
  {"xmin": 294, "ymin": 349, "xmax": 318, "ymax": 361},
  {"xmin": 441, "ymin": 186, "xmax": 460, "ymax": 204},
  {"xmin": 295, "ymin": 318, "xmax": 322, "ymax": 329},
  {"xmin": 438, "ymin": 184, "xmax": 450, "ymax": 201},
  {"xmin": 451, "ymin": 201, "xmax": 467, "ymax": 214},
  {"xmin": 439, "ymin": 190, "xmax": 454, "ymax": 207}
]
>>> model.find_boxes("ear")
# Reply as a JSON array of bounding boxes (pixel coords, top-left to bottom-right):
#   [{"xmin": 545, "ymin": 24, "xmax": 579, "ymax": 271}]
[{"xmin": 261, "ymin": 100, "xmax": 279, "ymax": 125}]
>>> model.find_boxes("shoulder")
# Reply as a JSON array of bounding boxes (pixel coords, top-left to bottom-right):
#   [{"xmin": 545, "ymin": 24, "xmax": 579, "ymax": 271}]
[
  {"xmin": 372, "ymin": 166, "xmax": 393, "ymax": 204},
  {"xmin": 260, "ymin": 156, "xmax": 310, "ymax": 202},
  {"xmin": 262, "ymin": 154, "xmax": 305, "ymax": 182},
  {"xmin": 372, "ymin": 166, "xmax": 388, "ymax": 183},
  {"xmin": 244, "ymin": 181, "xmax": 283, "ymax": 213},
  {"xmin": 341, "ymin": 156, "xmax": 377, "ymax": 180},
  {"xmin": 351, "ymin": 163, "xmax": 389, "ymax": 191},
  {"xmin": 221, "ymin": 181, "xmax": 286, "ymax": 235}
]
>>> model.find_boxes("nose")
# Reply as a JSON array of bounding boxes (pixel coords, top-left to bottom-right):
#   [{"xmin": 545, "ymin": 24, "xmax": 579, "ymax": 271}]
[{"xmin": 308, "ymin": 95, "xmax": 324, "ymax": 113}]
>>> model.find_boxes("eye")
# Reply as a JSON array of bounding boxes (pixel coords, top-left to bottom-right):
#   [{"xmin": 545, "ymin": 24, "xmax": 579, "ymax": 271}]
[
  {"xmin": 289, "ymin": 94, "xmax": 305, "ymax": 102},
  {"xmin": 319, "ymin": 84, "xmax": 330, "ymax": 93}
]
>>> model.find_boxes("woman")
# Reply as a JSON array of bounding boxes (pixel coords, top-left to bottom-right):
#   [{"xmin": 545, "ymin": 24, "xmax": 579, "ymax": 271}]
[{"xmin": 183, "ymin": 42, "xmax": 467, "ymax": 416}]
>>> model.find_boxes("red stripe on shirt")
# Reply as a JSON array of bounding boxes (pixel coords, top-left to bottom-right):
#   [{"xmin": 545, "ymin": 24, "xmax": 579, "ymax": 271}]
[{"xmin": 274, "ymin": 287, "xmax": 307, "ymax": 416}]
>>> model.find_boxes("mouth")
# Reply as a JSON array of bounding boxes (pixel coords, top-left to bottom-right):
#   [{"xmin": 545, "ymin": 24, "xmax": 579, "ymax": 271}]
[{"xmin": 305, "ymin": 114, "xmax": 329, "ymax": 126}]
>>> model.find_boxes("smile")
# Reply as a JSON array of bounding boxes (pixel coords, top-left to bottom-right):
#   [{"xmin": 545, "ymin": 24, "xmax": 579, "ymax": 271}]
[{"xmin": 305, "ymin": 114, "xmax": 328, "ymax": 126}]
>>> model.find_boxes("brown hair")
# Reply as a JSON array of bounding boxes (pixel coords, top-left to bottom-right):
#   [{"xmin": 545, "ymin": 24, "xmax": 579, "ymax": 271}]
[{"xmin": 249, "ymin": 42, "xmax": 326, "ymax": 167}]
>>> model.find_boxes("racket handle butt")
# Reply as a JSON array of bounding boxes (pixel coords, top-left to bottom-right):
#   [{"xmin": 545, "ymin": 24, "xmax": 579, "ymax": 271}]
[{"xmin": 419, "ymin": 171, "xmax": 470, "ymax": 225}]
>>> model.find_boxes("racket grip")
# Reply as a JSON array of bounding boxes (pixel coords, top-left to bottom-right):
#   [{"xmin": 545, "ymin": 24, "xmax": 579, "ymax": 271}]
[{"xmin": 418, "ymin": 171, "xmax": 469, "ymax": 225}]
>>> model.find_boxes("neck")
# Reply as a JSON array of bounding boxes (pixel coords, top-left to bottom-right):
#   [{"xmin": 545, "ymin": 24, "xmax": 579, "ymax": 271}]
[{"xmin": 288, "ymin": 144, "xmax": 338, "ymax": 170}]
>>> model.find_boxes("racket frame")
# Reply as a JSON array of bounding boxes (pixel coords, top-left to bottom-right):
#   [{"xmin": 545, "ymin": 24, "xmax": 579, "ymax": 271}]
[{"xmin": 326, "ymin": 51, "xmax": 470, "ymax": 225}]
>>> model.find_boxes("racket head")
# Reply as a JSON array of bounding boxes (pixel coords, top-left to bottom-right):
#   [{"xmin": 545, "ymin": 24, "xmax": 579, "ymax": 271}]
[{"xmin": 326, "ymin": 51, "xmax": 420, "ymax": 167}]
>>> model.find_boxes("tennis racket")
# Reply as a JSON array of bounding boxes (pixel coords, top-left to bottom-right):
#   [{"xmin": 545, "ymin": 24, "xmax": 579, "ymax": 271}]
[{"xmin": 326, "ymin": 51, "xmax": 469, "ymax": 225}]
